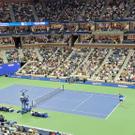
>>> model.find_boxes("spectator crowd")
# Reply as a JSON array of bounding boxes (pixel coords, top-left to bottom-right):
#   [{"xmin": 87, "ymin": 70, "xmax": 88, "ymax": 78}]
[
  {"xmin": 0, "ymin": 0, "xmax": 135, "ymax": 84},
  {"xmin": 0, "ymin": 0, "xmax": 135, "ymax": 23},
  {"xmin": 13, "ymin": 47, "xmax": 135, "ymax": 84},
  {"xmin": 0, "ymin": 114, "xmax": 68, "ymax": 135}
]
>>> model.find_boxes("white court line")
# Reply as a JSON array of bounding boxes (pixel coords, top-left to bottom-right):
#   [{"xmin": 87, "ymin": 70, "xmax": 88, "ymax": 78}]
[
  {"xmin": 105, "ymin": 96, "xmax": 126, "ymax": 120},
  {"xmin": 72, "ymin": 94, "xmax": 93, "ymax": 112}
]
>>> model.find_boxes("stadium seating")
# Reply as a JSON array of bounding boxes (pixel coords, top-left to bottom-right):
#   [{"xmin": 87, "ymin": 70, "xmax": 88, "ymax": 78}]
[
  {"xmin": 12, "ymin": 2, "xmax": 35, "ymax": 22},
  {"xmin": 0, "ymin": 0, "xmax": 135, "ymax": 23},
  {"xmin": 0, "ymin": 0, "xmax": 135, "ymax": 84},
  {"xmin": 14, "ymin": 47, "xmax": 134, "ymax": 85},
  {"xmin": 118, "ymin": 51, "xmax": 135, "ymax": 82},
  {"xmin": 0, "ymin": 114, "xmax": 68, "ymax": 135},
  {"xmin": 94, "ymin": 49, "xmax": 129, "ymax": 82},
  {"xmin": 74, "ymin": 48, "xmax": 109, "ymax": 78},
  {"xmin": 6, "ymin": 49, "xmax": 19, "ymax": 63},
  {"xmin": 1, "ymin": 0, "xmax": 135, "ymax": 134}
]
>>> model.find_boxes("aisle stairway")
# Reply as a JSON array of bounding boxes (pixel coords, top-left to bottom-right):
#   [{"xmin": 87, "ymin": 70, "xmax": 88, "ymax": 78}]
[{"xmin": 1, "ymin": 50, "xmax": 8, "ymax": 64}]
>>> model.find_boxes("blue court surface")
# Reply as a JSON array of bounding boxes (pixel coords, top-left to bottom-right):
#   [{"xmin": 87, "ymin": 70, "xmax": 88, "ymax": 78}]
[{"xmin": 0, "ymin": 84, "xmax": 120, "ymax": 119}]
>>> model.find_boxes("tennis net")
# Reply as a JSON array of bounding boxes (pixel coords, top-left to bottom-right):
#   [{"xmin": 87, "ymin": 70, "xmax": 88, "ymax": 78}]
[{"xmin": 32, "ymin": 87, "xmax": 64, "ymax": 107}]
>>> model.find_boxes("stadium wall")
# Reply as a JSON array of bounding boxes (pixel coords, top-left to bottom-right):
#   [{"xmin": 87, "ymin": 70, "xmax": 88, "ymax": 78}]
[{"xmin": 8, "ymin": 75, "xmax": 135, "ymax": 89}]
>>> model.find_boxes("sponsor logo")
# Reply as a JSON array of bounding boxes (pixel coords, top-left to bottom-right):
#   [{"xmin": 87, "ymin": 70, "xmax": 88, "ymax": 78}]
[
  {"xmin": 8, "ymin": 64, "xmax": 14, "ymax": 67},
  {"xmin": 118, "ymin": 85, "xmax": 128, "ymax": 88},
  {"xmin": 49, "ymin": 78, "xmax": 59, "ymax": 82},
  {"xmin": 92, "ymin": 82, "xmax": 102, "ymax": 85}
]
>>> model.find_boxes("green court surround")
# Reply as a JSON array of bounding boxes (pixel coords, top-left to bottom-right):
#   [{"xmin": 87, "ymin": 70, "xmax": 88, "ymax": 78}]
[{"xmin": 0, "ymin": 77, "xmax": 135, "ymax": 135}]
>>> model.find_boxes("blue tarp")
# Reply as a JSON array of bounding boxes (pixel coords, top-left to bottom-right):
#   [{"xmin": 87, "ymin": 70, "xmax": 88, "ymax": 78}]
[{"xmin": 0, "ymin": 63, "xmax": 20, "ymax": 76}]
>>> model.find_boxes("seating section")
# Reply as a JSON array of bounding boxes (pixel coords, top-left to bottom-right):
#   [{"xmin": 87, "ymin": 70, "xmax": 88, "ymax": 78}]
[
  {"xmin": 37, "ymin": 47, "xmax": 72, "ymax": 76},
  {"xmin": 6, "ymin": 49, "xmax": 19, "ymax": 63},
  {"xmin": 0, "ymin": 115, "xmax": 67, "ymax": 135},
  {"xmin": 18, "ymin": 47, "xmax": 72, "ymax": 76},
  {"xmin": 118, "ymin": 51, "xmax": 135, "ymax": 82},
  {"xmin": 22, "ymin": 36, "xmax": 48, "ymax": 44},
  {"xmin": 0, "ymin": 0, "xmax": 134, "ymax": 84},
  {"xmin": 0, "ymin": 0, "xmax": 135, "ymax": 22},
  {"xmin": 95, "ymin": 49, "xmax": 129, "ymax": 82},
  {"xmin": 51, "ymin": 48, "xmax": 90, "ymax": 77},
  {"xmin": 75, "ymin": 48, "xmax": 109, "ymax": 78},
  {"xmin": 0, "ymin": 37, "xmax": 14, "ymax": 45},
  {"xmin": 15, "ymin": 47, "xmax": 134, "ymax": 84},
  {"xmin": 0, "ymin": 42, "xmax": 134, "ymax": 84},
  {"xmin": 34, "ymin": 0, "xmax": 134, "ymax": 21},
  {"xmin": 0, "ymin": 1, "xmax": 135, "ymax": 135},
  {"xmin": 34, "ymin": 0, "xmax": 105, "ymax": 21},
  {"xmin": 22, "ymin": 48, "xmax": 38, "ymax": 62},
  {"xmin": 101, "ymin": 0, "xmax": 128, "ymax": 20}
]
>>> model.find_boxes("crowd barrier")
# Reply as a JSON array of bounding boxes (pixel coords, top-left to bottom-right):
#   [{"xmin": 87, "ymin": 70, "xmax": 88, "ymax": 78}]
[{"xmin": 8, "ymin": 74, "xmax": 135, "ymax": 89}]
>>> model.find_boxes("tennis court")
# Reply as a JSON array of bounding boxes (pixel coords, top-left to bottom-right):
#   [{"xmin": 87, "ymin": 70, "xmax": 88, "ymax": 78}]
[{"xmin": 0, "ymin": 84, "xmax": 120, "ymax": 119}]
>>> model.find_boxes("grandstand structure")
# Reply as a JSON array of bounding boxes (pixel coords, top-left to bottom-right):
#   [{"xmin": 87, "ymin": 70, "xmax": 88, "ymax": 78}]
[
  {"xmin": 0, "ymin": 0, "xmax": 135, "ymax": 135},
  {"xmin": 0, "ymin": 0, "xmax": 135, "ymax": 85}
]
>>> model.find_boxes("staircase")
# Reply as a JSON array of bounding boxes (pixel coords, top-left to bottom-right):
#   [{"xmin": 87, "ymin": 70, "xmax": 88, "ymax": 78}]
[
  {"xmin": 40, "ymin": 0, "xmax": 46, "ymax": 12},
  {"xmin": 124, "ymin": 1, "xmax": 134, "ymax": 18},
  {"xmin": 31, "ymin": 5, "xmax": 39, "ymax": 21},
  {"xmin": 8, "ymin": 4, "xmax": 16, "ymax": 22},
  {"xmin": 1, "ymin": 50, "xmax": 8, "ymax": 64},
  {"xmin": 99, "ymin": 0, "xmax": 110, "ymax": 20},
  {"xmin": 18, "ymin": 49, "xmax": 24, "ymax": 61},
  {"xmin": 35, "ymin": 48, "xmax": 43, "ymax": 61}
]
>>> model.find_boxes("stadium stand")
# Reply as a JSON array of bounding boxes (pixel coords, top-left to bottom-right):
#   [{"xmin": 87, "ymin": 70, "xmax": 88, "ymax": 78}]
[
  {"xmin": 0, "ymin": 115, "xmax": 68, "ymax": 135},
  {"xmin": 0, "ymin": 2, "xmax": 11, "ymax": 22},
  {"xmin": 94, "ymin": 49, "xmax": 129, "ymax": 82},
  {"xmin": 12, "ymin": 2, "xmax": 35, "ymax": 22},
  {"xmin": 74, "ymin": 48, "xmax": 109, "ymax": 78},
  {"xmin": 0, "ymin": 0, "xmax": 135, "ymax": 134},
  {"xmin": 0, "ymin": 0, "xmax": 135, "ymax": 23},
  {"xmin": 6, "ymin": 49, "xmax": 19, "ymax": 63},
  {"xmin": 0, "ymin": 37, "xmax": 14, "ymax": 46},
  {"xmin": 118, "ymin": 50, "xmax": 135, "ymax": 82},
  {"xmin": 0, "ymin": 0, "xmax": 134, "ymax": 84},
  {"xmin": 14, "ymin": 47, "xmax": 134, "ymax": 84}
]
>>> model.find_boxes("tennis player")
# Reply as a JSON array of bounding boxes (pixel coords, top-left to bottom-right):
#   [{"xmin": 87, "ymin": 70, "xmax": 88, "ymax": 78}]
[{"xmin": 119, "ymin": 93, "xmax": 124, "ymax": 102}]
